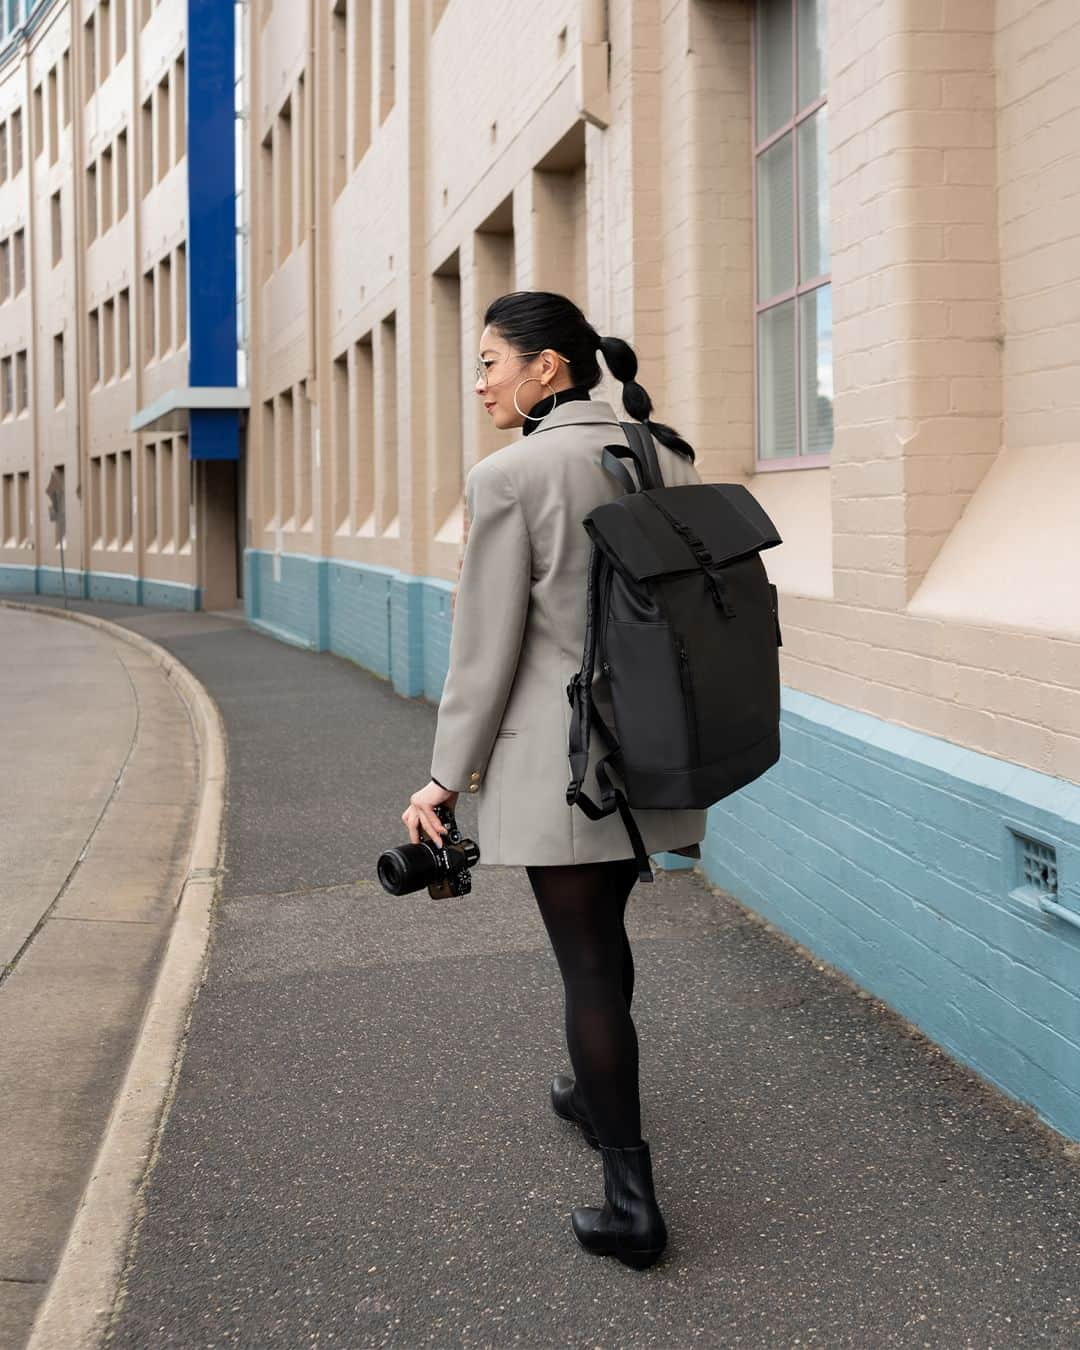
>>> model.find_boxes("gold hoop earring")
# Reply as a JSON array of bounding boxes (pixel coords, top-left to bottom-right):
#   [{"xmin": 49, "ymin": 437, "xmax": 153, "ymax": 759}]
[{"xmin": 513, "ymin": 377, "xmax": 550, "ymax": 422}]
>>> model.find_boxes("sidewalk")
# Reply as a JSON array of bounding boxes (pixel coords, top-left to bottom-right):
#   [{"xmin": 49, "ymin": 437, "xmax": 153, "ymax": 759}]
[
  {"xmin": 0, "ymin": 607, "xmax": 200, "ymax": 1349},
  {"xmin": 16, "ymin": 599, "xmax": 1080, "ymax": 1348}
]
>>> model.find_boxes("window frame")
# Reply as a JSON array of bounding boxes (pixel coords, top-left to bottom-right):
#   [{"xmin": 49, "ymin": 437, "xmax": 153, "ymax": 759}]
[{"xmin": 752, "ymin": 0, "xmax": 831, "ymax": 472}]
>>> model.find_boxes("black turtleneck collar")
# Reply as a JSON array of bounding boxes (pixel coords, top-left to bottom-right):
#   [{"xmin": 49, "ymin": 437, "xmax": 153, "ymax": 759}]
[{"xmin": 521, "ymin": 384, "xmax": 593, "ymax": 436}]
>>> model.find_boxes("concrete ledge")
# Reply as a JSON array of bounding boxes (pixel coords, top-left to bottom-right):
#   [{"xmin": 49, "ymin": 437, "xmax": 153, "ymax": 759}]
[{"xmin": 0, "ymin": 601, "xmax": 227, "ymax": 1350}]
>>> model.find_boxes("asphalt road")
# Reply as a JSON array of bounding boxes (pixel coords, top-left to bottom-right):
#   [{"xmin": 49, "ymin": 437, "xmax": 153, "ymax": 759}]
[{"xmin": 38, "ymin": 601, "xmax": 1079, "ymax": 1350}]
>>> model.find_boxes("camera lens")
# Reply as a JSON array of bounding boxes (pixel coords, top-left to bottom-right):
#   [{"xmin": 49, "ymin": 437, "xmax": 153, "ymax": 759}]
[{"xmin": 376, "ymin": 842, "xmax": 440, "ymax": 896}]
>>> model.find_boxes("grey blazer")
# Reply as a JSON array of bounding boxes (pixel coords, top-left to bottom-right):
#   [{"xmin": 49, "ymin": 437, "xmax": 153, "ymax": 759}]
[{"xmin": 430, "ymin": 397, "xmax": 707, "ymax": 866}]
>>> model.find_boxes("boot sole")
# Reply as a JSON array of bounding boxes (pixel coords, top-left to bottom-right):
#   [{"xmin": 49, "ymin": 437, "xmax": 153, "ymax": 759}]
[{"xmin": 573, "ymin": 1230, "xmax": 665, "ymax": 1269}]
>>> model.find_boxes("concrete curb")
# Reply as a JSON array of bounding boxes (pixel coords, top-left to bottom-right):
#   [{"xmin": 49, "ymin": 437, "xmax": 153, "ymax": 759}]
[{"xmin": 1, "ymin": 601, "xmax": 227, "ymax": 1350}]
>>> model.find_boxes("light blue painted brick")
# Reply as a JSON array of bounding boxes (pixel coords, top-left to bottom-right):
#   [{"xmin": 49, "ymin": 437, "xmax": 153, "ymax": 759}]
[
  {"xmin": 246, "ymin": 551, "xmax": 327, "ymax": 648},
  {"xmin": 36, "ymin": 566, "xmax": 87, "ymax": 599},
  {"xmin": 706, "ymin": 692, "xmax": 1080, "ymax": 1142},
  {"xmin": 0, "ymin": 564, "xmax": 38, "ymax": 593},
  {"xmin": 88, "ymin": 571, "xmax": 140, "ymax": 605},
  {"xmin": 327, "ymin": 560, "xmax": 393, "ymax": 678}
]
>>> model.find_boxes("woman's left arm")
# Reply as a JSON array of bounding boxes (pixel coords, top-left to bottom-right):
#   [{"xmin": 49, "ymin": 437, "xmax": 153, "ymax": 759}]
[
  {"xmin": 431, "ymin": 458, "xmax": 531, "ymax": 791},
  {"xmin": 403, "ymin": 458, "xmax": 530, "ymax": 844}
]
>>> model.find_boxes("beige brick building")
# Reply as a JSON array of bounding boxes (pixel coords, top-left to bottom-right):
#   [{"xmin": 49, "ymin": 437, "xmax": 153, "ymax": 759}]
[{"xmin": 2, "ymin": 0, "xmax": 1080, "ymax": 1139}]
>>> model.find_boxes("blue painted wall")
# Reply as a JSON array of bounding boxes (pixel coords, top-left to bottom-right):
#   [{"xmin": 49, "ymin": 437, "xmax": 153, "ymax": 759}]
[
  {"xmin": 245, "ymin": 546, "xmax": 1080, "ymax": 1142},
  {"xmin": 186, "ymin": 0, "xmax": 240, "ymax": 463},
  {"xmin": 0, "ymin": 565, "xmax": 199, "ymax": 609}
]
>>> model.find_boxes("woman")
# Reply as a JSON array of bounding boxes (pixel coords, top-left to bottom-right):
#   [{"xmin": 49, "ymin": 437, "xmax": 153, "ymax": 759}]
[{"xmin": 402, "ymin": 291, "xmax": 706, "ymax": 1269}]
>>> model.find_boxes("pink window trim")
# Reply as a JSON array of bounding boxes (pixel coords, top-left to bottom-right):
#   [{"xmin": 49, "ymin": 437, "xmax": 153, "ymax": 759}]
[{"xmin": 751, "ymin": 0, "xmax": 831, "ymax": 471}]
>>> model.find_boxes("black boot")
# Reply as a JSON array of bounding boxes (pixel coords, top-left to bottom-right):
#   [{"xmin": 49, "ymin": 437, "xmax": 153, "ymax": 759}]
[
  {"xmin": 551, "ymin": 1073, "xmax": 600, "ymax": 1149},
  {"xmin": 571, "ymin": 1141, "xmax": 668, "ymax": 1269}
]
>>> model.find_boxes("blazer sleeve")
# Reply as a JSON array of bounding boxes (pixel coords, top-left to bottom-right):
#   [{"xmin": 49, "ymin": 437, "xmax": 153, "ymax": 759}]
[{"xmin": 430, "ymin": 459, "xmax": 531, "ymax": 793}]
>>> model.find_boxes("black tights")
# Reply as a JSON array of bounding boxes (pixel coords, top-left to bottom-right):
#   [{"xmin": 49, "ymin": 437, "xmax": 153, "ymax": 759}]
[{"xmin": 526, "ymin": 857, "xmax": 642, "ymax": 1149}]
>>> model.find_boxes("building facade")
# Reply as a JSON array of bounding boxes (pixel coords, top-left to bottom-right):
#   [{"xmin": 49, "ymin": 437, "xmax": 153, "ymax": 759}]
[{"xmin": 2, "ymin": 0, "xmax": 1079, "ymax": 1140}]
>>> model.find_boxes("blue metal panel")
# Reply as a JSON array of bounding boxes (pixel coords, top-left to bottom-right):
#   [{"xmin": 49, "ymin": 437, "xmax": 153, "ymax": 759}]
[
  {"xmin": 190, "ymin": 408, "xmax": 241, "ymax": 460},
  {"xmin": 187, "ymin": 0, "xmax": 239, "ymax": 458}
]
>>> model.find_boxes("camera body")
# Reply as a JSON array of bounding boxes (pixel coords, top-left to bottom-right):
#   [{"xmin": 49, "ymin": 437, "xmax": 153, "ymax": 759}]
[{"xmin": 376, "ymin": 803, "xmax": 480, "ymax": 899}]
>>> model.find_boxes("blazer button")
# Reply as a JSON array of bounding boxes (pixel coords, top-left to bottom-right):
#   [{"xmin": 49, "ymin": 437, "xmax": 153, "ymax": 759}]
[
  {"xmin": 468, "ymin": 783, "xmax": 479, "ymax": 793},
  {"xmin": 470, "ymin": 772, "xmax": 481, "ymax": 782}
]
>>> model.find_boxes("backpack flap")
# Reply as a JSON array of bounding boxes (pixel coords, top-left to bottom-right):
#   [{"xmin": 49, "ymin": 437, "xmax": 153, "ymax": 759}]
[{"xmin": 584, "ymin": 482, "xmax": 782, "ymax": 583}]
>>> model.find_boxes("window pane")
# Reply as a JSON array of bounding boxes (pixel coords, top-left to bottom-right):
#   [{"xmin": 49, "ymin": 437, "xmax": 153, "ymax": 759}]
[
  {"xmin": 755, "ymin": 0, "xmax": 792, "ymax": 142},
  {"xmin": 756, "ymin": 132, "xmax": 794, "ymax": 301},
  {"xmin": 758, "ymin": 300, "xmax": 796, "ymax": 460},
  {"xmin": 797, "ymin": 0, "xmax": 827, "ymax": 107},
  {"xmin": 799, "ymin": 284, "xmax": 833, "ymax": 456},
  {"xmin": 798, "ymin": 104, "xmax": 829, "ymax": 281}
]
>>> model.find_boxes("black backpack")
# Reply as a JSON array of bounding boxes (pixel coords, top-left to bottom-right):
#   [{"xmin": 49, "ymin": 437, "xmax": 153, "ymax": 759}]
[{"xmin": 566, "ymin": 422, "xmax": 784, "ymax": 884}]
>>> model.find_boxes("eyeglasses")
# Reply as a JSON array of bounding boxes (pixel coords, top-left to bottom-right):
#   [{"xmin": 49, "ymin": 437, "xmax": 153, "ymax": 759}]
[{"xmin": 473, "ymin": 349, "xmax": 570, "ymax": 387}]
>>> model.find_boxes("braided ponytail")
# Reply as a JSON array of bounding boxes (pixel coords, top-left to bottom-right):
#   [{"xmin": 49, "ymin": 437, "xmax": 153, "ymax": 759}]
[{"xmin": 598, "ymin": 336, "xmax": 695, "ymax": 462}]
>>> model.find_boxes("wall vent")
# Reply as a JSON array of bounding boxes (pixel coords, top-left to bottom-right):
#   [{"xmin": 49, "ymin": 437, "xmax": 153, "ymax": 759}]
[{"xmin": 1017, "ymin": 834, "xmax": 1058, "ymax": 899}]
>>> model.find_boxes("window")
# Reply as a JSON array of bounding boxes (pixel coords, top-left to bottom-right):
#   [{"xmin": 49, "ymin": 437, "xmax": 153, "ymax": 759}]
[
  {"xmin": 12, "ymin": 228, "xmax": 24, "ymax": 294},
  {"xmin": 754, "ymin": 0, "xmax": 831, "ymax": 463},
  {"xmin": 143, "ymin": 267, "xmax": 155, "ymax": 363},
  {"xmin": 0, "ymin": 354, "xmax": 12, "ymax": 418},
  {"xmin": 32, "ymin": 82, "xmax": 43, "ymax": 159},
  {"xmin": 90, "ymin": 455, "xmax": 102, "ymax": 545},
  {"xmin": 332, "ymin": 0, "xmax": 346, "ymax": 194},
  {"xmin": 116, "ymin": 129, "xmax": 128, "ymax": 217},
  {"xmin": 87, "ymin": 160, "xmax": 98, "ymax": 241},
  {"xmin": 10, "ymin": 107, "xmax": 22, "ymax": 175},
  {"xmin": 353, "ymin": 0, "xmax": 372, "ymax": 165},
  {"xmin": 115, "ymin": 0, "xmax": 127, "ymax": 62},
  {"xmin": 176, "ymin": 434, "xmax": 190, "ymax": 549},
  {"xmin": 84, "ymin": 14, "xmax": 96, "ymax": 96},
  {"xmin": 89, "ymin": 308, "xmax": 101, "ymax": 384},
  {"xmin": 14, "ymin": 350, "xmax": 26, "ymax": 414},
  {"xmin": 104, "ymin": 452, "xmax": 117, "ymax": 547},
  {"xmin": 159, "ymin": 253, "xmax": 172, "ymax": 353},
  {"xmin": 175, "ymin": 242, "xmax": 186, "ymax": 345},
  {"xmin": 51, "ymin": 190, "xmax": 62, "ymax": 266},
  {"xmin": 0, "ymin": 237, "xmax": 9, "ymax": 303},
  {"xmin": 62, "ymin": 50, "xmax": 71, "ymax": 127},
  {"xmin": 155, "ymin": 71, "xmax": 170, "ymax": 182},
  {"xmin": 378, "ymin": 0, "xmax": 395, "ymax": 124},
  {"xmin": 277, "ymin": 387, "xmax": 294, "ymax": 525},
  {"xmin": 119, "ymin": 449, "xmax": 133, "ymax": 546},
  {"xmin": 100, "ymin": 144, "xmax": 114, "ymax": 233},
  {"xmin": 53, "ymin": 330, "xmax": 64, "ymax": 404},
  {"xmin": 174, "ymin": 55, "xmax": 185, "ymax": 162},
  {"xmin": 1, "ymin": 472, "xmax": 13, "ymax": 545},
  {"xmin": 159, "ymin": 437, "xmax": 174, "ymax": 548},
  {"xmin": 118, "ymin": 286, "xmax": 130, "ymax": 372},
  {"xmin": 140, "ymin": 96, "xmax": 152, "ymax": 194},
  {"xmin": 332, "ymin": 350, "xmax": 349, "ymax": 528},
  {"xmin": 275, "ymin": 96, "xmax": 292, "ymax": 266},
  {"xmin": 0, "ymin": 119, "xmax": 7, "ymax": 182},
  {"xmin": 260, "ymin": 128, "xmax": 273, "ymax": 278},
  {"xmin": 97, "ymin": 0, "xmax": 111, "ymax": 82},
  {"xmin": 103, "ymin": 296, "xmax": 116, "ymax": 382},
  {"xmin": 0, "ymin": 469, "xmax": 28, "ymax": 545},
  {"xmin": 47, "ymin": 66, "xmax": 58, "ymax": 163},
  {"xmin": 144, "ymin": 443, "xmax": 157, "ymax": 546}
]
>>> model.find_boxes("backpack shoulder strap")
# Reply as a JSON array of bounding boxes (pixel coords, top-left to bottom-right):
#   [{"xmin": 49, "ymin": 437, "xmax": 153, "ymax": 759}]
[
  {"xmin": 622, "ymin": 420, "xmax": 665, "ymax": 491},
  {"xmin": 600, "ymin": 421, "xmax": 666, "ymax": 494}
]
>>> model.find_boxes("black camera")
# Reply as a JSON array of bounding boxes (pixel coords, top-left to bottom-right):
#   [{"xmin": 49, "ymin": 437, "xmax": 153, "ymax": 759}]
[{"xmin": 377, "ymin": 803, "xmax": 480, "ymax": 899}]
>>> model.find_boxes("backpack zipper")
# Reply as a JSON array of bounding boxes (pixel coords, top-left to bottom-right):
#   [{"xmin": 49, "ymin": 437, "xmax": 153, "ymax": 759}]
[{"xmin": 677, "ymin": 640, "xmax": 700, "ymax": 769}]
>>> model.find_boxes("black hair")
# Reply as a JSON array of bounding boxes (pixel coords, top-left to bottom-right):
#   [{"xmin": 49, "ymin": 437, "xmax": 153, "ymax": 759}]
[{"xmin": 483, "ymin": 290, "xmax": 695, "ymax": 462}]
